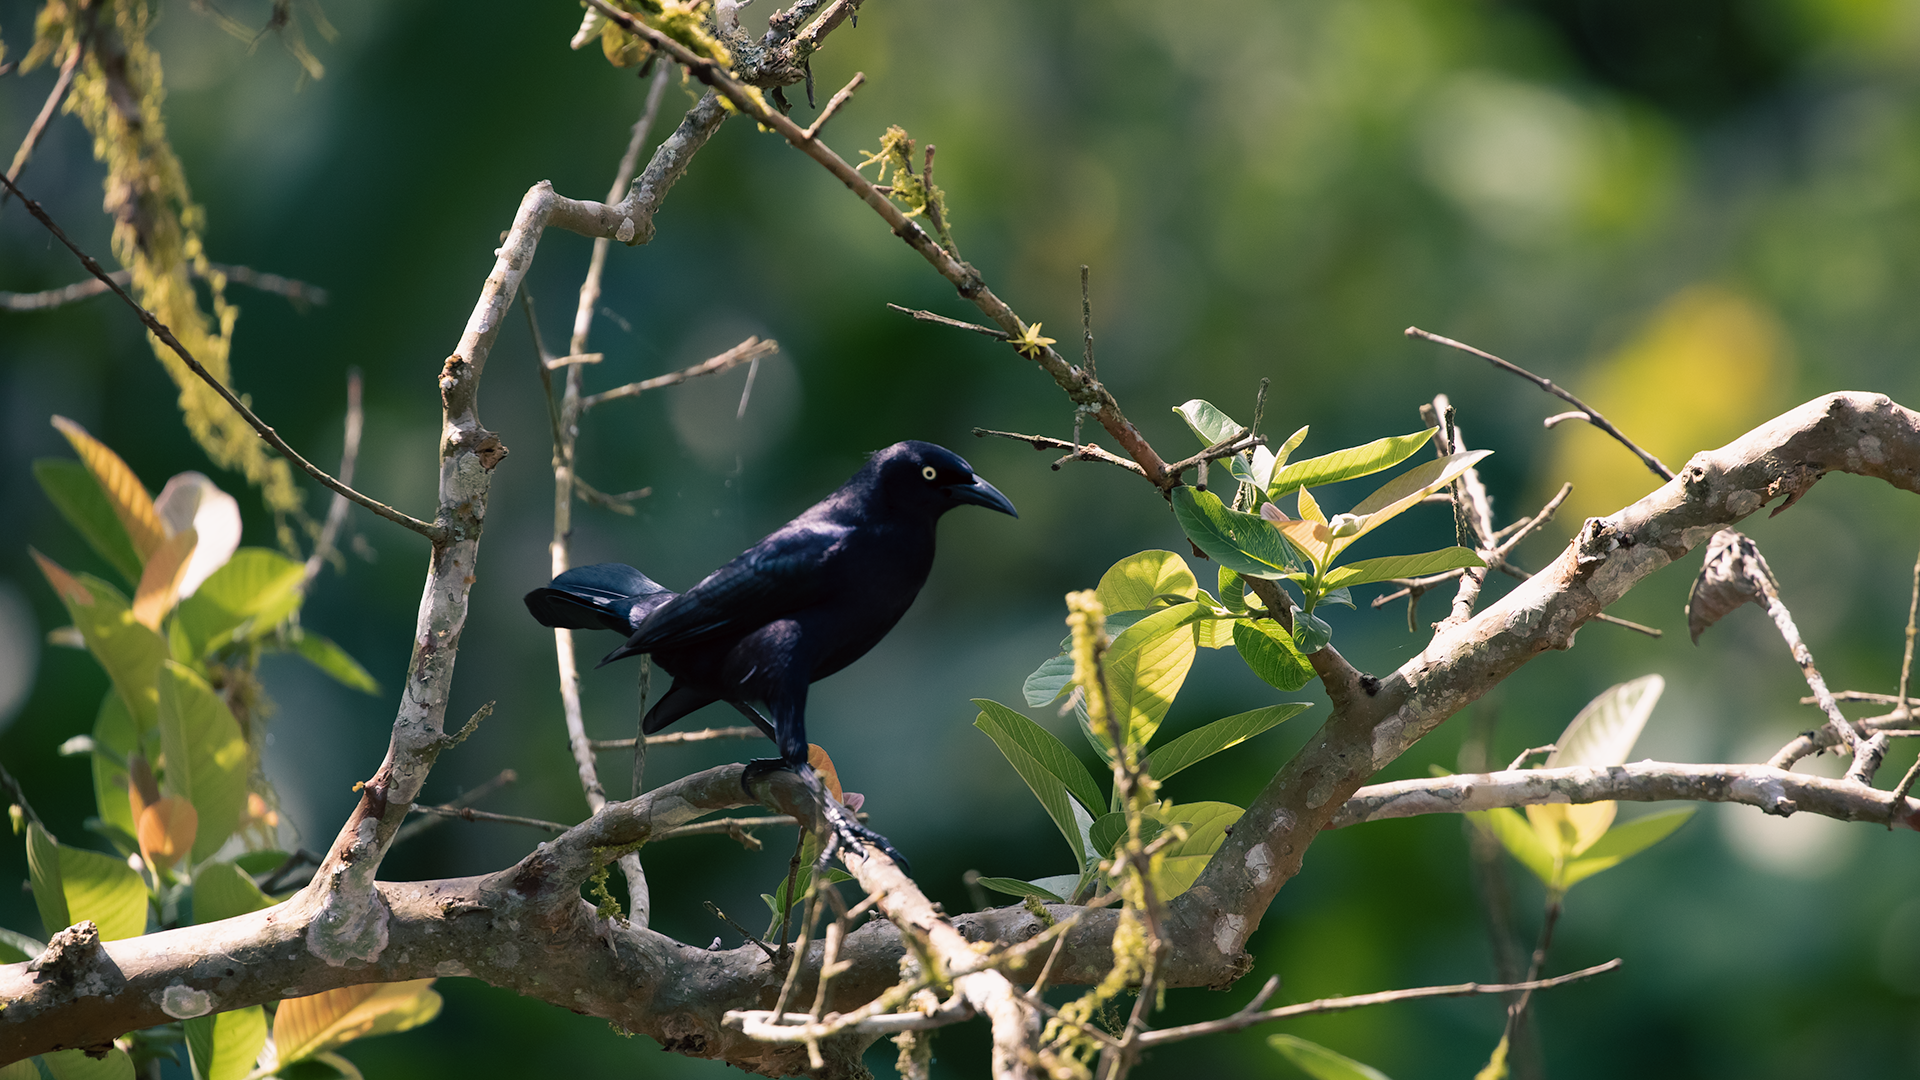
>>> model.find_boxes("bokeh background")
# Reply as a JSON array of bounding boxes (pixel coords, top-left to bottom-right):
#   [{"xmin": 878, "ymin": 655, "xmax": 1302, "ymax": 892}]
[{"xmin": 4, "ymin": 0, "xmax": 1920, "ymax": 1076}]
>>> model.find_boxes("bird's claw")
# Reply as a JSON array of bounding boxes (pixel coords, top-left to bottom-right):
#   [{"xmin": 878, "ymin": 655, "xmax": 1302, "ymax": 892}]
[{"xmin": 741, "ymin": 758, "xmax": 910, "ymax": 871}]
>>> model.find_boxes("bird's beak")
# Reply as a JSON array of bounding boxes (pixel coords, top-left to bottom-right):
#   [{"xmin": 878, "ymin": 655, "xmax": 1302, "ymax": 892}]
[{"xmin": 951, "ymin": 475, "xmax": 1018, "ymax": 518}]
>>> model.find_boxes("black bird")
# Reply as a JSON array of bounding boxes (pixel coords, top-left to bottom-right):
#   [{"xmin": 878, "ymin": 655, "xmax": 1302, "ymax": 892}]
[{"xmin": 524, "ymin": 440, "xmax": 1017, "ymax": 858}]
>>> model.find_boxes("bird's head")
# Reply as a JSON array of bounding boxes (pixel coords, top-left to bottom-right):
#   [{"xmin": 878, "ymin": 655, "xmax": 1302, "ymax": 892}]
[{"xmin": 870, "ymin": 441, "xmax": 1019, "ymax": 519}]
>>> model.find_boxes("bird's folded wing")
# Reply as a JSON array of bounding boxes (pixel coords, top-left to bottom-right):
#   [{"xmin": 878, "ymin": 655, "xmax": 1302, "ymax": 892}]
[{"xmin": 622, "ymin": 520, "xmax": 847, "ymax": 649}]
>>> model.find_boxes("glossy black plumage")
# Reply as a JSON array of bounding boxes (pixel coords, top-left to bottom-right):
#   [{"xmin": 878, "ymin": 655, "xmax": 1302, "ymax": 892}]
[{"xmin": 525, "ymin": 440, "xmax": 1017, "ymax": 776}]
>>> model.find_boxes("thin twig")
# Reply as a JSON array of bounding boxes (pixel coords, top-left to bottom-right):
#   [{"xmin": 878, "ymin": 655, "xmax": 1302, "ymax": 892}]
[
  {"xmin": 1891, "ymin": 549, "xmax": 1920, "ymax": 807},
  {"xmin": 973, "ymin": 428, "xmax": 1146, "ymax": 476},
  {"xmin": 1406, "ymin": 326, "xmax": 1673, "ymax": 482},
  {"xmin": 3, "ymin": 36, "xmax": 83, "ymax": 198},
  {"xmin": 2, "ymin": 263, "xmax": 330, "ymax": 311},
  {"xmin": 886, "ymin": 302, "xmax": 1010, "ymax": 340},
  {"xmin": 802, "ymin": 71, "xmax": 864, "ymax": 139},
  {"xmin": 406, "ymin": 803, "xmax": 566, "ymax": 833},
  {"xmin": 302, "ymin": 369, "xmax": 364, "ymax": 587},
  {"xmin": 393, "ymin": 768, "xmax": 519, "ymax": 844},
  {"xmin": 0, "ymin": 172, "xmax": 442, "ymax": 540},
  {"xmin": 579, "ymin": 336, "xmax": 778, "ymax": 410},
  {"xmin": 590, "ymin": 725, "xmax": 764, "ymax": 750},
  {"xmin": 1133, "ymin": 960, "xmax": 1621, "ymax": 1046}
]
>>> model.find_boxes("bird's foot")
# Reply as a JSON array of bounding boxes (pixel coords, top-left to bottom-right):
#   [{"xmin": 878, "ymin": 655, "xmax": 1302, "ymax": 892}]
[{"xmin": 740, "ymin": 758, "xmax": 910, "ymax": 871}]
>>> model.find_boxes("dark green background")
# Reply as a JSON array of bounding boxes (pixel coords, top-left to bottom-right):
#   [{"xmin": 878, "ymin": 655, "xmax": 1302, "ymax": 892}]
[{"xmin": 4, "ymin": 0, "xmax": 1920, "ymax": 1076}]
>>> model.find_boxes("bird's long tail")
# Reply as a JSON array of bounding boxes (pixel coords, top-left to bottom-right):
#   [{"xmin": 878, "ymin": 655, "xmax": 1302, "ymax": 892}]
[{"xmin": 523, "ymin": 562, "xmax": 677, "ymax": 634}]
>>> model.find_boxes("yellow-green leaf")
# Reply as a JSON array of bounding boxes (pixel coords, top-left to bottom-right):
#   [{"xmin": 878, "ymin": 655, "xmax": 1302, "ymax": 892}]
[
  {"xmin": 186, "ymin": 1006, "xmax": 268, "ymax": 1080},
  {"xmin": 32, "ymin": 554, "xmax": 166, "ymax": 732},
  {"xmin": 1106, "ymin": 602, "xmax": 1205, "ymax": 749},
  {"xmin": 1531, "ymin": 675, "xmax": 1667, "ymax": 859},
  {"xmin": 174, "ymin": 548, "xmax": 306, "ymax": 658},
  {"xmin": 1232, "ymin": 619, "xmax": 1316, "ymax": 691},
  {"xmin": 131, "ymin": 527, "xmax": 197, "ymax": 631},
  {"xmin": 1144, "ymin": 704, "xmax": 1311, "ymax": 780},
  {"xmin": 1468, "ymin": 807, "xmax": 1556, "ymax": 890},
  {"xmin": 43, "ymin": 1048, "xmax": 137, "ymax": 1080},
  {"xmin": 273, "ymin": 980, "xmax": 443, "ymax": 1066},
  {"xmin": 1267, "ymin": 429, "xmax": 1437, "ymax": 500},
  {"xmin": 1149, "ymin": 801, "xmax": 1242, "ymax": 899},
  {"xmin": 1331, "ymin": 449, "xmax": 1492, "ymax": 564},
  {"xmin": 34, "ymin": 457, "xmax": 145, "ymax": 586},
  {"xmin": 1270, "ymin": 1034, "xmax": 1395, "ymax": 1080},
  {"xmin": 1321, "ymin": 547, "xmax": 1486, "ymax": 591},
  {"xmin": 92, "ymin": 691, "xmax": 139, "ymax": 844},
  {"xmin": 52, "ymin": 416, "xmax": 167, "ymax": 562},
  {"xmin": 156, "ymin": 661, "xmax": 251, "ymax": 862},
  {"xmin": 26, "ymin": 823, "xmax": 148, "ymax": 941},
  {"xmin": 1559, "ymin": 807, "xmax": 1695, "ymax": 889},
  {"xmin": 1096, "ymin": 550, "xmax": 1198, "ymax": 614}
]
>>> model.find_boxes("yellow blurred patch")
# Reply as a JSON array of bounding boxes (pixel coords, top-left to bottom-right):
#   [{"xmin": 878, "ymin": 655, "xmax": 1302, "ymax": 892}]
[{"xmin": 1545, "ymin": 285, "xmax": 1790, "ymax": 526}]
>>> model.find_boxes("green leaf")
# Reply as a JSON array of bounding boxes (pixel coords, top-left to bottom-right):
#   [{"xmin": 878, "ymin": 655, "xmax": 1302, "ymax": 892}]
[
  {"xmin": 0, "ymin": 926, "xmax": 46, "ymax": 964},
  {"xmin": 1195, "ymin": 611, "xmax": 1237, "ymax": 650},
  {"xmin": 1145, "ymin": 704, "xmax": 1311, "ymax": 779},
  {"xmin": 975, "ymin": 701, "xmax": 1103, "ymax": 870},
  {"xmin": 1267, "ymin": 428, "xmax": 1437, "ymax": 500},
  {"xmin": 192, "ymin": 860, "xmax": 277, "ymax": 924},
  {"xmin": 289, "ymin": 631, "xmax": 379, "ymax": 694},
  {"xmin": 1174, "ymin": 400, "xmax": 1278, "ymax": 489},
  {"xmin": 33, "ymin": 557, "xmax": 166, "ymax": 732},
  {"xmin": 1087, "ymin": 813, "xmax": 1165, "ymax": 858},
  {"xmin": 186, "ymin": 1006, "xmax": 268, "ymax": 1080},
  {"xmin": 1105, "ymin": 602, "xmax": 1205, "ymax": 749},
  {"xmin": 974, "ymin": 876, "xmax": 1065, "ymax": 902},
  {"xmin": 92, "ymin": 691, "xmax": 139, "ymax": 845},
  {"xmin": 36, "ymin": 458, "xmax": 145, "ymax": 587},
  {"xmin": 974, "ymin": 699, "xmax": 1107, "ymax": 813},
  {"xmin": 232, "ymin": 849, "xmax": 292, "ymax": 876},
  {"xmin": 1560, "ymin": 807, "xmax": 1695, "ymax": 889},
  {"xmin": 0, "ymin": 1059, "xmax": 43, "ymax": 1080},
  {"xmin": 1271, "ymin": 425, "xmax": 1311, "ymax": 470},
  {"xmin": 1469, "ymin": 807, "xmax": 1556, "ymax": 889},
  {"xmin": 1531, "ymin": 675, "xmax": 1668, "ymax": 860},
  {"xmin": 1321, "ymin": 547, "xmax": 1486, "ymax": 590},
  {"xmin": 157, "ymin": 661, "xmax": 251, "ymax": 863},
  {"xmin": 1171, "ymin": 488, "xmax": 1300, "ymax": 579},
  {"xmin": 1233, "ymin": 620, "xmax": 1316, "ymax": 691},
  {"xmin": 1028, "ymin": 873, "xmax": 1082, "ymax": 901},
  {"xmin": 1217, "ymin": 568, "xmax": 1247, "ymax": 614},
  {"xmin": 44, "ymin": 1049, "xmax": 137, "ymax": 1080},
  {"xmin": 1151, "ymin": 802, "xmax": 1242, "ymax": 899},
  {"xmin": 1547, "ymin": 675, "xmax": 1665, "ymax": 770},
  {"xmin": 1292, "ymin": 610, "xmax": 1332, "ymax": 654},
  {"xmin": 26, "ymin": 822, "xmax": 148, "ymax": 941},
  {"xmin": 1096, "ymin": 550, "xmax": 1198, "ymax": 613},
  {"xmin": 1023, "ymin": 653, "xmax": 1076, "ymax": 707},
  {"xmin": 273, "ymin": 981, "xmax": 443, "ymax": 1066},
  {"xmin": 1334, "ymin": 449, "xmax": 1493, "ymax": 561},
  {"xmin": 1270, "ymin": 1035, "xmax": 1395, "ymax": 1080},
  {"xmin": 174, "ymin": 548, "xmax": 306, "ymax": 659}
]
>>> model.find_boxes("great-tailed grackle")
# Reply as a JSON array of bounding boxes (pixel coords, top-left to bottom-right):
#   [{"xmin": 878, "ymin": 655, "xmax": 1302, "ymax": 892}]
[{"xmin": 525, "ymin": 441, "xmax": 1017, "ymax": 860}]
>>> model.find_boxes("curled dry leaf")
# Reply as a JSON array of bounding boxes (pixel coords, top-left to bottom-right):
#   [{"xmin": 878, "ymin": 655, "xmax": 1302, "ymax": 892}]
[{"xmin": 1685, "ymin": 529, "xmax": 1774, "ymax": 644}]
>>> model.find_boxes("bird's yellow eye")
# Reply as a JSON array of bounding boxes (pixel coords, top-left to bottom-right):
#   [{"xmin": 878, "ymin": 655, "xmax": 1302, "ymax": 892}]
[{"xmin": 922, "ymin": 466, "xmax": 938, "ymax": 481}]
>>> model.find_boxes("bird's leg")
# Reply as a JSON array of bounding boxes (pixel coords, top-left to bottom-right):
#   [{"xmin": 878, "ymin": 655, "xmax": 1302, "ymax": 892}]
[{"xmin": 799, "ymin": 762, "xmax": 910, "ymax": 871}]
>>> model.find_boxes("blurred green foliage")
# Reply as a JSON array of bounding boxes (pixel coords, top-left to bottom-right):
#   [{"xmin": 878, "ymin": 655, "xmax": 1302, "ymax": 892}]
[{"xmin": 3, "ymin": 0, "xmax": 1920, "ymax": 1076}]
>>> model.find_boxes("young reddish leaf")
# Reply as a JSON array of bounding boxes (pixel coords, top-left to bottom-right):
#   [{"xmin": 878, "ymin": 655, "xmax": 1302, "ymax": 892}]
[
  {"xmin": 136, "ymin": 797, "xmax": 199, "ymax": 871},
  {"xmin": 131, "ymin": 528, "xmax": 197, "ymax": 630}
]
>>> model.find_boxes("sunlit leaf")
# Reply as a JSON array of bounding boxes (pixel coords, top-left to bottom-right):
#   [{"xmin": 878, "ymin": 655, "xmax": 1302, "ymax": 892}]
[
  {"xmin": 1195, "ymin": 612, "xmax": 1237, "ymax": 649},
  {"xmin": 974, "ymin": 876, "xmax": 1065, "ymax": 902},
  {"xmin": 1233, "ymin": 620, "xmax": 1316, "ymax": 691},
  {"xmin": 1321, "ymin": 547, "xmax": 1486, "ymax": 590},
  {"xmin": 289, "ymin": 631, "xmax": 379, "ymax": 694},
  {"xmin": 1295, "ymin": 485, "xmax": 1326, "ymax": 524},
  {"xmin": 1171, "ymin": 487, "xmax": 1300, "ymax": 580},
  {"xmin": 1105, "ymin": 603, "xmax": 1206, "ymax": 749},
  {"xmin": 192, "ymin": 860, "xmax": 278, "ymax": 925},
  {"xmin": 1267, "ymin": 428, "xmax": 1436, "ymax": 499},
  {"xmin": 1173, "ymin": 400, "xmax": 1276, "ymax": 488},
  {"xmin": 1272, "ymin": 425, "xmax": 1310, "ymax": 470},
  {"xmin": 174, "ymin": 548, "xmax": 307, "ymax": 658},
  {"xmin": 1468, "ymin": 807, "xmax": 1555, "ymax": 889},
  {"xmin": 32, "ymin": 554, "xmax": 166, "ymax": 731},
  {"xmin": 157, "ymin": 661, "xmax": 251, "ymax": 862},
  {"xmin": 975, "ymin": 700, "xmax": 1100, "ymax": 869},
  {"xmin": 1272, "ymin": 517, "xmax": 1331, "ymax": 571},
  {"xmin": 52, "ymin": 416, "xmax": 167, "ymax": 562},
  {"xmin": 1270, "ymin": 1034, "xmax": 1395, "ymax": 1080},
  {"xmin": 1144, "ymin": 704, "xmax": 1311, "ymax": 779},
  {"xmin": 1559, "ymin": 807, "xmax": 1695, "ymax": 889},
  {"xmin": 1531, "ymin": 675, "xmax": 1666, "ymax": 858},
  {"xmin": 26, "ymin": 822, "xmax": 147, "ymax": 941},
  {"xmin": 1332, "ymin": 449, "xmax": 1492, "ymax": 562},
  {"xmin": 131, "ymin": 528, "xmax": 197, "ymax": 631},
  {"xmin": 272, "ymin": 980, "xmax": 443, "ymax": 1066},
  {"xmin": 34, "ymin": 458, "xmax": 144, "ymax": 586},
  {"xmin": 1096, "ymin": 550, "xmax": 1197, "ymax": 614},
  {"xmin": 1150, "ymin": 801, "xmax": 1242, "ymax": 899},
  {"xmin": 43, "ymin": 1048, "xmax": 137, "ymax": 1080},
  {"xmin": 186, "ymin": 1006, "xmax": 268, "ymax": 1080}
]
